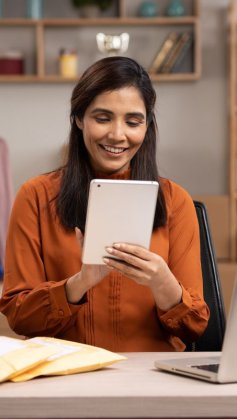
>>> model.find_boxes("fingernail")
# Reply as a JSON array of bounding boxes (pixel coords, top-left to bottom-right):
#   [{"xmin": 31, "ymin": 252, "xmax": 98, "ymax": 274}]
[
  {"xmin": 105, "ymin": 247, "xmax": 113, "ymax": 253},
  {"xmin": 113, "ymin": 243, "xmax": 120, "ymax": 249}
]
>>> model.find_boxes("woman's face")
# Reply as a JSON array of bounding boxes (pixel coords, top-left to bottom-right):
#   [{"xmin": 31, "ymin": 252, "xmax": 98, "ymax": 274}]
[{"xmin": 76, "ymin": 86, "xmax": 147, "ymax": 175}]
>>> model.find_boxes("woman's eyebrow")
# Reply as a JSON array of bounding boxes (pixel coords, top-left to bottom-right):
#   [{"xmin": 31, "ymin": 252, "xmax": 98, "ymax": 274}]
[
  {"xmin": 126, "ymin": 112, "xmax": 145, "ymax": 119},
  {"xmin": 91, "ymin": 108, "xmax": 113, "ymax": 115},
  {"xmin": 91, "ymin": 108, "xmax": 145, "ymax": 119}
]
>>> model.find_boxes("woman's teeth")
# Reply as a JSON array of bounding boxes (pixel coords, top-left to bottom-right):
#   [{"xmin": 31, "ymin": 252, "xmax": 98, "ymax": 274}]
[{"xmin": 103, "ymin": 145, "xmax": 126, "ymax": 154}]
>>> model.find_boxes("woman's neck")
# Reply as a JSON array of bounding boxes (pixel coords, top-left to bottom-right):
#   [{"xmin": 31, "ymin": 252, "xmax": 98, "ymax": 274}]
[{"xmin": 94, "ymin": 168, "xmax": 131, "ymax": 180}]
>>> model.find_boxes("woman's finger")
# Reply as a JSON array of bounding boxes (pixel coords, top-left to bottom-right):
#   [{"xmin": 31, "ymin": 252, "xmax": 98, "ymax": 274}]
[
  {"xmin": 113, "ymin": 243, "xmax": 151, "ymax": 260},
  {"xmin": 75, "ymin": 227, "xmax": 84, "ymax": 248},
  {"xmin": 105, "ymin": 244, "xmax": 151, "ymax": 271},
  {"xmin": 103, "ymin": 257, "xmax": 150, "ymax": 282}
]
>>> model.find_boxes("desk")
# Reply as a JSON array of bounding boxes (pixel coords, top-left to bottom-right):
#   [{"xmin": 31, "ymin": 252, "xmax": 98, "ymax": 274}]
[{"xmin": 1, "ymin": 352, "xmax": 237, "ymax": 419}]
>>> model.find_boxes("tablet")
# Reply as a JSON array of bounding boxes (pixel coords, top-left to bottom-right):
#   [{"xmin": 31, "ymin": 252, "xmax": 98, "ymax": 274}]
[{"xmin": 82, "ymin": 179, "xmax": 159, "ymax": 265}]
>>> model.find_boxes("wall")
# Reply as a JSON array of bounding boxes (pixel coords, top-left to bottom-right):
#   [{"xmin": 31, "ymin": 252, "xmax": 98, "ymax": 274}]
[
  {"xmin": 0, "ymin": 0, "xmax": 229, "ymax": 196},
  {"xmin": 158, "ymin": 0, "xmax": 229, "ymax": 195}
]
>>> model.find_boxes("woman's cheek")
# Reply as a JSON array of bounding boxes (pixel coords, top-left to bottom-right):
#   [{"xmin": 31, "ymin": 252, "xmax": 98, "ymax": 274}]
[{"xmin": 90, "ymin": 124, "xmax": 107, "ymax": 139}]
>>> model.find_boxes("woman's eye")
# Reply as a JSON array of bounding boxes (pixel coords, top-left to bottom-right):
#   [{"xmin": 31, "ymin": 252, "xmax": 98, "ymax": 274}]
[
  {"xmin": 95, "ymin": 117, "xmax": 110, "ymax": 123},
  {"xmin": 127, "ymin": 120, "xmax": 142, "ymax": 127}
]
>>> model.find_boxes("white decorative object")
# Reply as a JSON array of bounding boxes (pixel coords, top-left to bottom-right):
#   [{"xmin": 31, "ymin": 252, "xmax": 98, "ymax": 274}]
[{"xmin": 96, "ymin": 32, "xmax": 129, "ymax": 56}]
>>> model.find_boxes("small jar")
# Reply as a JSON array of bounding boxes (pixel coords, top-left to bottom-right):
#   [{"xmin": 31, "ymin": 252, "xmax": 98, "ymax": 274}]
[{"xmin": 59, "ymin": 49, "xmax": 78, "ymax": 78}]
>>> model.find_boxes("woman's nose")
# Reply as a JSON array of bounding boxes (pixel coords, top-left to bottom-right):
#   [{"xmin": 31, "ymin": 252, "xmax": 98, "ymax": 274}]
[{"xmin": 108, "ymin": 122, "xmax": 126, "ymax": 141}]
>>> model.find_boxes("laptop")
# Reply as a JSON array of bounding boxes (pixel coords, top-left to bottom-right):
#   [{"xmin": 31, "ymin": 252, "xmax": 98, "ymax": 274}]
[{"xmin": 155, "ymin": 279, "xmax": 237, "ymax": 383}]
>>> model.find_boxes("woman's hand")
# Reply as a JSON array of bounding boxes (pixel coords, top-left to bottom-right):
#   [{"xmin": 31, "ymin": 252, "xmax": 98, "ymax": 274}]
[
  {"xmin": 103, "ymin": 243, "xmax": 182, "ymax": 312},
  {"xmin": 65, "ymin": 228, "xmax": 111, "ymax": 304}
]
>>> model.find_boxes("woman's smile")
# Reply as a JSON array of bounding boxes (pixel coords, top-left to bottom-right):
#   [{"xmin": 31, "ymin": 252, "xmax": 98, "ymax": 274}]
[{"xmin": 99, "ymin": 144, "xmax": 128, "ymax": 155}]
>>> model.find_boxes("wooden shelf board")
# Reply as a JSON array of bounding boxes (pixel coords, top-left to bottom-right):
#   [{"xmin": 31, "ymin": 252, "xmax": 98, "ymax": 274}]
[
  {"xmin": 0, "ymin": 75, "xmax": 76, "ymax": 83},
  {"xmin": 150, "ymin": 72, "xmax": 201, "ymax": 81},
  {"xmin": 0, "ymin": 16, "xmax": 198, "ymax": 27},
  {"xmin": 0, "ymin": 75, "xmax": 39, "ymax": 82},
  {"xmin": 0, "ymin": 72, "xmax": 201, "ymax": 83},
  {"xmin": 40, "ymin": 75, "xmax": 78, "ymax": 82},
  {"xmin": 0, "ymin": 18, "xmax": 38, "ymax": 26},
  {"xmin": 42, "ymin": 17, "xmax": 198, "ymax": 26}
]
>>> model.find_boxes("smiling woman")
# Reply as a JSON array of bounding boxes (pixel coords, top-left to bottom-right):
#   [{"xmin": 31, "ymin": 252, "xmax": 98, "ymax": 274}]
[{"xmin": 0, "ymin": 57, "xmax": 209, "ymax": 352}]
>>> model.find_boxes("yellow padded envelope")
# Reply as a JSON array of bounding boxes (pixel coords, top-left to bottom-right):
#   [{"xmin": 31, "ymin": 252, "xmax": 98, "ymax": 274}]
[
  {"xmin": 0, "ymin": 336, "xmax": 61, "ymax": 383},
  {"xmin": 11, "ymin": 337, "xmax": 126, "ymax": 382}
]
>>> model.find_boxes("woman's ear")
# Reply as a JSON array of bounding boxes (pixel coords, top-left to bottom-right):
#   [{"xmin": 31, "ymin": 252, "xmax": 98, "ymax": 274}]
[{"xmin": 75, "ymin": 116, "xmax": 83, "ymax": 130}]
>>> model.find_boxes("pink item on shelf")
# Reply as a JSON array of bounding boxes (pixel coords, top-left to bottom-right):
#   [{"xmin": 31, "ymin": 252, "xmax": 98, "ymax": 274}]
[{"xmin": 0, "ymin": 138, "xmax": 14, "ymax": 267}]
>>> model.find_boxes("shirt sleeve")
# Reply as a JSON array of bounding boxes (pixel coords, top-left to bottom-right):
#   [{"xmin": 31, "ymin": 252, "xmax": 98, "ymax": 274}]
[
  {"xmin": 0, "ymin": 181, "xmax": 87, "ymax": 337},
  {"xmin": 158, "ymin": 181, "xmax": 210, "ymax": 342}
]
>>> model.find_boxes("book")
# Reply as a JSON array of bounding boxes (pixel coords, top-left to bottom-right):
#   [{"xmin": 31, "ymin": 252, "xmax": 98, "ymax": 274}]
[
  {"xmin": 160, "ymin": 32, "xmax": 193, "ymax": 73},
  {"xmin": 171, "ymin": 32, "xmax": 193, "ymax": 73},
  {"xmin": 148, "ymin": 32, "xmax": 179, "ymax": 73}
]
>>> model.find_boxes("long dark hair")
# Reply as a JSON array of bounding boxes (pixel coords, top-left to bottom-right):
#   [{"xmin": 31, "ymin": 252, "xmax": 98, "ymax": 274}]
[{"xmin": 56, "ymin": 56, "xmax": 167, "ymax": 232}]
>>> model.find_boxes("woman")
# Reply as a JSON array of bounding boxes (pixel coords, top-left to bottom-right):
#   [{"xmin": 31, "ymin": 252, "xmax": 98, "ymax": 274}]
[{"xmin": 0, "ymin": 56, "xmax": 209, "ymax": 351}]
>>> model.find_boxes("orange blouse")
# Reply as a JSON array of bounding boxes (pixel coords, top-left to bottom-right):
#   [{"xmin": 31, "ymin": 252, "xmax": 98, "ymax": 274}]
[{"xmin": 0, "ymin": 170, "xmax": 209, "ymax": 352}]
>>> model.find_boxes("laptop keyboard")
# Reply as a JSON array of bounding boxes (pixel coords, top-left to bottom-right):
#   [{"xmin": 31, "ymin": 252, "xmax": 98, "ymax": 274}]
[{"xmin": 192, "ymin": 363, "xmax": 219, "ymax": 373}]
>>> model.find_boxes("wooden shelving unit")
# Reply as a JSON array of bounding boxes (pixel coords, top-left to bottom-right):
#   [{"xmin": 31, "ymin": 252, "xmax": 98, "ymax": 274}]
[
  {"xmin": 229, "ymin": 0, "xmax": 237, "ymax": 260},
  {"xmin": 0, "ymin": 0, "xmax": 201, "ymax": 83}
]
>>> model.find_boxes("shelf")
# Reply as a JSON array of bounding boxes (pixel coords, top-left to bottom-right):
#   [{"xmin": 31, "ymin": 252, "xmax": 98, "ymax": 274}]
[
  {"xmin": 0, "ymin": 75, "xmax": 39, "ymax": 82},
  {"xmin": 0, "ymin": 71, "xmax": 201, "ymax": 83},
  {"xmin": 151, "ymin": 72, "xmax": 201, "ymax": 81},
  {"xmin": 0, "ymin": 0, "xmax": 201, "ymax": 83},
  {"xmin": 0, "ymin": 19, "xmax": 38, "ymax": 26},
  {"xmin": 0, "ymin": 17, "xmax": 199, "ymax": 26},
  {"xmin": 0, "ymin": 75, "xmax": 76, "ymax": 83},
  {"xmin": 0, "ymin": 75, "xmax": 52, "ymax": 82}
]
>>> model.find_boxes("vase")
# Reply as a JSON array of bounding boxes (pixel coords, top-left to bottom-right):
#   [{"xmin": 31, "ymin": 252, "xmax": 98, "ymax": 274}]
[
  {"xmin": 0, "ymin": 0, "xmax": 3, "ymax": 18},
  {"xmin": 166, "ymin": 0, "xmax": 185, "ymax": 17},
  {"xmin": 79, "ymin": 5, "xmax": 100, "ymax": 18},
  {"xmin": 138, "ymin": 1, "xmax": 158, "ymax": 18},
  {"xmin": 26, "ymin": 0, "xmax": 43, "ymax": 19}
]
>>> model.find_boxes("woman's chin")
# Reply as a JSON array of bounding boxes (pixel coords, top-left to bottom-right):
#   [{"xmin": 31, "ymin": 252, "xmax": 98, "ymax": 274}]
[{"xmin": 95, "ymin": 161, "xmax": 129, "ymax": 175}]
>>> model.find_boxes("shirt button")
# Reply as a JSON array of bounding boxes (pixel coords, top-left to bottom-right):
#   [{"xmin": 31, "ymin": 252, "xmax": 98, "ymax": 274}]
[{"xmin": 58, "ymin": 309, "xmax": 64, "ymax": 317}]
